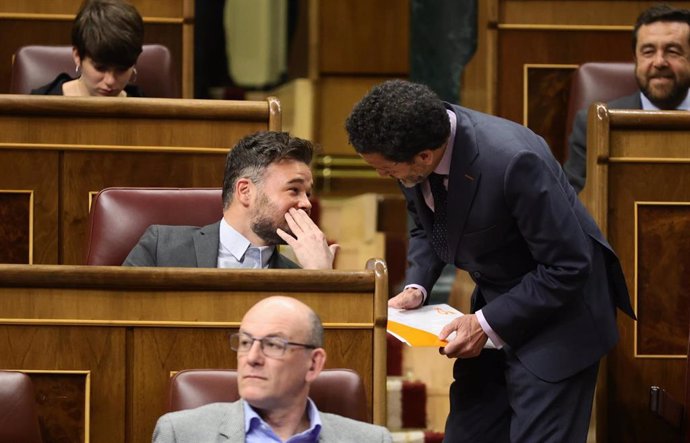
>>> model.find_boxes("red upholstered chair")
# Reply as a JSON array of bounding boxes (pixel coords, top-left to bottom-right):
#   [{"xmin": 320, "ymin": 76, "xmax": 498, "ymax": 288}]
[
  {"xmin": 10, "ymin": 44, "xmax": 178, "ymax": 98},
  {"xmin": 0, "ymin": 371, "xmax": 43, "ymax": 443},
  {"xmin": 84, "ymin": 187, "xmax": 224, "ymax": 266},
  {"xmin": 167, "ymin": 368, "xmax": 369, "ymax": 423},
  {"xmin": 565, "ymin": 62, "xmax": 638, "ymax": 140}
]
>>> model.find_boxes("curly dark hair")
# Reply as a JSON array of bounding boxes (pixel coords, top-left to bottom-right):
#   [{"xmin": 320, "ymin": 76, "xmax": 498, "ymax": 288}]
[
  {"xmin": 222, "ymin": 131, "xmax": 314, "ymax": 209},
  {"xmin": 633, "ymin": 4, "xmax": 690, "ymax": 52},
  {"xmin": 345, "ymin": 79, "xmax": 450, "ymax": 162},
  {"xmin": 72, "ymin": 0, "xmax": 144, "ymax": 69}
]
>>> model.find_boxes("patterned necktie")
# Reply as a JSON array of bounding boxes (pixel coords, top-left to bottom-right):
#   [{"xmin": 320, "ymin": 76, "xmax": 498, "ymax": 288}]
[{"xmin": 428, "ymin": 173, "xmax": 449, "ymax": 262}]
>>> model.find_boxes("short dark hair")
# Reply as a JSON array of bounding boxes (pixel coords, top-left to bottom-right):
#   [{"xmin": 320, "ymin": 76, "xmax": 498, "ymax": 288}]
[
  {"xmin": 633, "ymin": 4, "xmax": 690, "ymax": 52},
  {"xmin": 72, "ymin": 0, "xmax": 144, "ymax": 68},
  {"xmin": 222, "ymin": 131, "xmax": 314, "ymax": 209},
  {"xmin": 307, "ymin": 310, "xmax": 324, "ymax": 348},
  {"xmin": 345, "ymin": 79, "xmax": 450, "ymax": 163}
]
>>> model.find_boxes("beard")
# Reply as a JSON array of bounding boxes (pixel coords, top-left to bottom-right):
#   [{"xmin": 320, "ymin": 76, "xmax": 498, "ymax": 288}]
[
  {"xmin": 398, "ymin": 174, "xmax": 427, "ymax": 188},
  {"xmin": 638, "ymin": 70, "xmax": 690, "ymax": 109},
  {"xmin": 250, "ymin": 192, "xmax": 290, "ymax": 245}
]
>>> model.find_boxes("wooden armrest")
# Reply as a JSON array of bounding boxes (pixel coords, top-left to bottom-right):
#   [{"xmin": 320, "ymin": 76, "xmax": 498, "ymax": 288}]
[{"xmin": 650, "ymin": 385, "xmax": 684, "ymax": 429}]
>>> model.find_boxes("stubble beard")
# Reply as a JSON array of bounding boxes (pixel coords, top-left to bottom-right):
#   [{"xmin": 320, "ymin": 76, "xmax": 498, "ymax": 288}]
[
  {"xmin": 250, "ymin": 192, "xmax": 290, "ymax": 245},
  {"xmin": 398, "ymin": 174, "xmax": 427, "ymax": 188},
  {"xmin": 639, "ymin": 70, "xmax": 690, "ymax": 109}
]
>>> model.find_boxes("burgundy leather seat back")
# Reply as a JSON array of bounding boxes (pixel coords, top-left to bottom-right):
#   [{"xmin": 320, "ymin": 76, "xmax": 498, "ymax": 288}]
[
  {"xmin": 565, "ymin": 62, "xmax": 638, "ymax": 138},
  {"xmin": 10, "ymin": 44, "xmax": 178, "ymax": 98},
  {"xmin": 84, "ymin": 187, "xmax": 224, "ymax": 266},
  {"xmin": 0, "ymin": 371, "xmax": 43, "ymax": 443},
  {"xmin": 168, "ymin": 368, "xmax": 369, "ymax": 423}
]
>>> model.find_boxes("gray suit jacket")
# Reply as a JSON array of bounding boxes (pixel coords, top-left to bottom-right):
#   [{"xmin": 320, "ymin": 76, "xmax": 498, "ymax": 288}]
[
  {"xmin": 122, "ymin": 222, "xmax": 299, "ymax": 269},
  {"xmin": 152, "ymin": 400, "xmax": 393, "ymax": 443},
  {"xmin": 563, "ymin": 93, "xmax": 642, "ymax": 192}
]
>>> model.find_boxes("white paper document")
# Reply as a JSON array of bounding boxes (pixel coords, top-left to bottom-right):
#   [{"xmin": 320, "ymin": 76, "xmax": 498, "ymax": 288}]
[{"xmin": 387, "ymin": 303, "xmax": 496, "ymax": 349}]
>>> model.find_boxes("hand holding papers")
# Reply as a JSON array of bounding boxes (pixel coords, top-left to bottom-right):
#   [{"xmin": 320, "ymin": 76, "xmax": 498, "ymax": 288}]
[{"xmin": 387, "ymin": 303, "xmax": 496, "ymax": 349}]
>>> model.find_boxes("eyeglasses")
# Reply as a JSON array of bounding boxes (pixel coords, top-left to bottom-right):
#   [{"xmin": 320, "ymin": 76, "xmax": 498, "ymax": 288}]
[{"xmin": 229, "ymin": 332, "xmax": 317, "ymax": 358}]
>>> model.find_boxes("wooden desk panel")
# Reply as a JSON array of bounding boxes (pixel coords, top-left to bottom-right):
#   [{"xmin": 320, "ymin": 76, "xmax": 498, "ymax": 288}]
[
  {"xmin": 0, "ymin": 261, "xmax": 388, "ymax": 443},
  {"xmin": 583, "ymin": 105, "xmax": 690, "ymax": 443},
  {"xmin": 0, "ymin": 95, "xmax": 280, "ymax": 265}
]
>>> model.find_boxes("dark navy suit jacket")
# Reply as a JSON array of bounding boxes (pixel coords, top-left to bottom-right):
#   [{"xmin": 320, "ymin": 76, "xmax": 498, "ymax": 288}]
[
  {"xmin": 401, "ymin": 104, "xmax": 635, "ymax": 382},
  {"xmin": 564, "ymin": 93, "xmax": 641, "ymax": 192}
]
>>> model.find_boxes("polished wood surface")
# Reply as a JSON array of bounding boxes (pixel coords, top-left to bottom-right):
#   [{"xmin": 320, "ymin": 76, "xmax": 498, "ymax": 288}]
[
  {"xmin": 500, "ymin": 1, "xmax": 688, "ymax": 25},
  {"xmin": 0, "ymin": 261, "xmax": 389, "ymax": 443},
  {"xmin": 497, "ymin": 28, "xmax": 631, "ymax": 161},
  {"xmin": 583, "ymin": 104, "xmax": 690, "ymax": 443},
  {"xmin": 318, "ymin": 0, "xmax": 408, "ymax": 75},
  {"xmin": 0, "ymin": 95, "xmax": 278, "ymax": 265}
]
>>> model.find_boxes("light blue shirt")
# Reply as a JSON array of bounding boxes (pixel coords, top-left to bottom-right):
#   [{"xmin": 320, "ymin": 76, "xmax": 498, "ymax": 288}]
[
  {"xmin": 244, "ymin": 398, "xmax": 322, "ymax": 443},
  {"xmin": 640, "ymin": 90, "xmax": 690, "ymax": 110},
  {"xmin": 217, "ymin": 218, "xmax": 275, "ymax": 269}
]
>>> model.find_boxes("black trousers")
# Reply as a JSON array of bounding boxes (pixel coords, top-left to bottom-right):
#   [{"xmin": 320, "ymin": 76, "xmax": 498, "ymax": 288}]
[{"xmin": 443, "ymin": 349, "xmax": 599, "ymax": 443}]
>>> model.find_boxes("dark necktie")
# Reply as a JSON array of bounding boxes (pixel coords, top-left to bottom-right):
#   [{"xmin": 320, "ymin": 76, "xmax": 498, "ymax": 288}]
[{"xmin": 428, "ymin": 173, "xmax": 449, "ymax": 262}]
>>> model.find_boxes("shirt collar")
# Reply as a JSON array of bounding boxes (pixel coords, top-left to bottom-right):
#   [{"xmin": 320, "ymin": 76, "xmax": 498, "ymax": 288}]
[
  {"xmin": 219, "ymin": 218, "xmax": 274, "ymax": 267},
  {"xmin": 640, "ymin": 89, "xmax": 690, "ymax": 111},
  {"xmin": 434, "ymin": 109, "xmax": 457, "ymax": 176},
  {"xmin": 243, "ymin": 398, "xmax": 322, "ymax": 439}
]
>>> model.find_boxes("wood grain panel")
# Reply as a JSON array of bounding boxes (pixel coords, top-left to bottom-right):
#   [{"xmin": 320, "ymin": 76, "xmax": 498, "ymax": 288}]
[
  {"xmin": 637, "ymin": 203, "xmax": 690, "ymax": 356},
  {"xmin": 500, "ymin": 1, "xmax": 689, "ymax": 25},
  {"xmin": 525, "ymin": 65, "xmax": 575, "ymax": 163},
  {"xmin": 0, "ymin": 191, "xmax": 32, "ymax": 264},
  {"xmin": 0, "ymin": 1, "xmax": 79, "ymax": 15},
  {"xmin": 319, "ymin": 0, "xmax": 408, "ymax": 74},
  {"xmin": 32, "ymin": 372, "xmax": 88, "ymax": 443},
  {"xmin": 131, "ymin": 328, "xmax": 236, "ymax": 443},
  {"xmin": 584, "ymin": 108, "xmax": 690, "ymax": 443},
  {"xmin": 0, "ymin": 325, "xmax": 125, "ymax": 443},
  {"xmin": 498, "ymin": 29, "xmax": 631, "ymax": 160},
  {"xmin": 317, "ymin": 76, "xmax": 396, "ymax": 156},
  {"xmin": 0, "ymin": 150, "xmax": 58, "ymax": 264}
]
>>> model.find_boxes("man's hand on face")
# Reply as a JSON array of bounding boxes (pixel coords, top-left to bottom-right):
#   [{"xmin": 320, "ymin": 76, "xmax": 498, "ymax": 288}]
[
  {"xmin": 276, "ymin": 208, "xmax": 339, "ymax": 269},
  {"xmin": 388, "ymin": 287, "xmax": 424, "ymax": 309}
]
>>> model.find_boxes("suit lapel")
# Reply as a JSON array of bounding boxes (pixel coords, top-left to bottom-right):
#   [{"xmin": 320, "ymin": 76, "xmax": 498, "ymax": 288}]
[
  {"xmin": 218, "ymin": 400, "xmax": 246, "ymax": 442},
  {"xmin": 446, "ymin": 105, "xmax": 480, "ymax": 260},
  {"xmin": 193, "ymin": 221, "xmax": 221, "ymax": 267}
]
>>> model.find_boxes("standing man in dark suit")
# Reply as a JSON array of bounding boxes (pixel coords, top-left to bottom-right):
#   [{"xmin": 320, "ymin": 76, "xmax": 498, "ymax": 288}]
[
  {"xmin": 564, "ymin": 4, "xmax": 690, "ymax": 192},
  {"xmin": 124, "ymin": 131, "xmax": 338, "ymax": 269},
  {"xmin": 346, "ymin": 79, "xmax": 635, "ymax": 443}
]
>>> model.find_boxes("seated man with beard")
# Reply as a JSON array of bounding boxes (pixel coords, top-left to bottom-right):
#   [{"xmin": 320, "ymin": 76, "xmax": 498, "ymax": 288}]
[
  {"xmin": 123, "ymin": 131, "xmax": 338, "ymax": 269},
  {"xmin": 564, "ymin": 4, "xmax": 690, "ymax": 193}
]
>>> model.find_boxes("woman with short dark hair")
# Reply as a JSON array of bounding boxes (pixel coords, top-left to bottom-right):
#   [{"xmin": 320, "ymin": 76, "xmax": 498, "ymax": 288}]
[{"xmin": 32, "ymin": 0, "xmax": 144, "ymax": 96}]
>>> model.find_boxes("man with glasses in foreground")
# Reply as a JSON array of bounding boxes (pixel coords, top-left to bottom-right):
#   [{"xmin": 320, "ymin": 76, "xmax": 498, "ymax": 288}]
[{"xmin": 152, "ymin": 296, "xmax": 392, "ymax": 443}]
